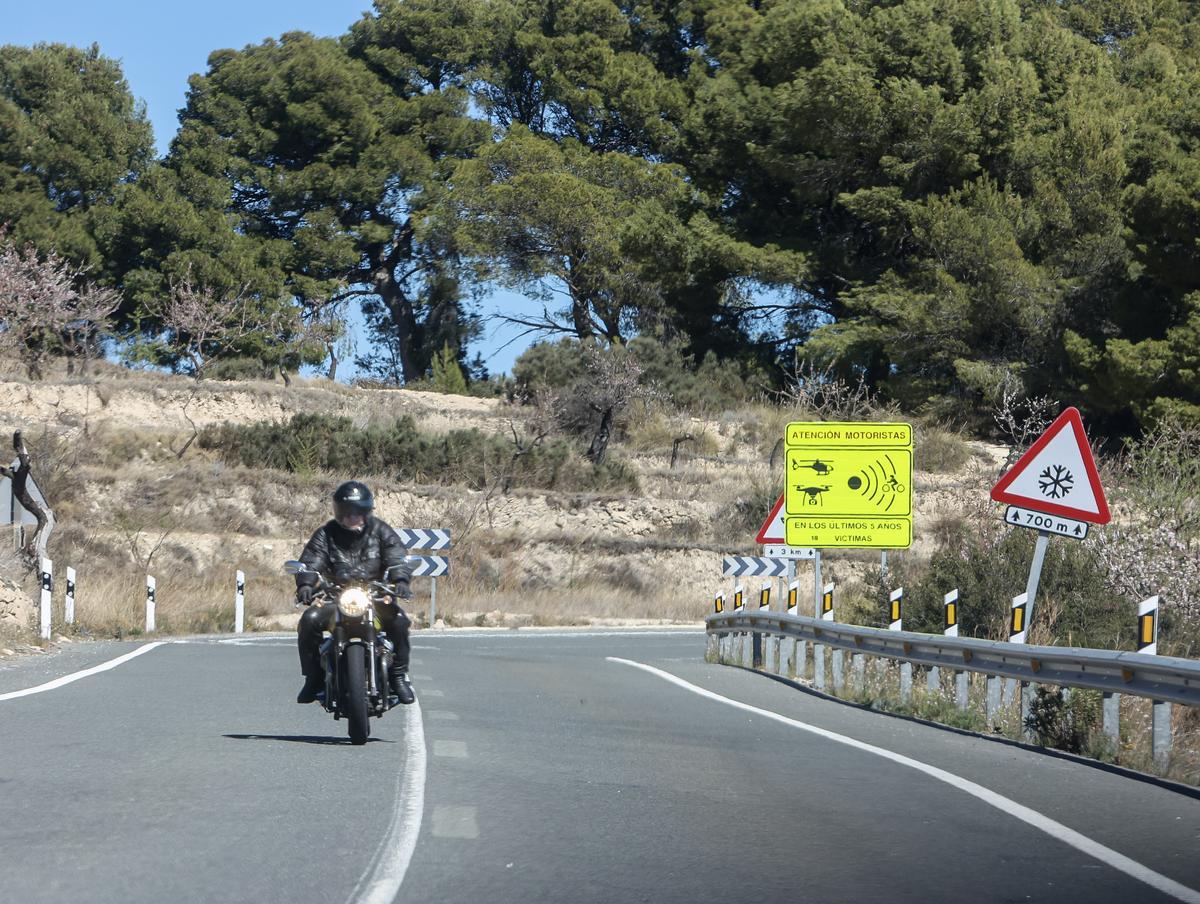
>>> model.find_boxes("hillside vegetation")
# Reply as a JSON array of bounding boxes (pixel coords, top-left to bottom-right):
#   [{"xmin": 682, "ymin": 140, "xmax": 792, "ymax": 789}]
[
  {"xmin": 2, "ymin": 1, "xmax": 1200, "ymax": 437},
  {"xmin": 0, "ymin": 353, "xmax": 1195, "ymax": 657}
]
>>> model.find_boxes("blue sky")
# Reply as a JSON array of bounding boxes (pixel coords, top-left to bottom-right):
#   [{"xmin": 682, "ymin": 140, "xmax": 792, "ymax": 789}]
[{"xmin": 2, "ymin": 0, "xmax": 544, "ymax": 377}]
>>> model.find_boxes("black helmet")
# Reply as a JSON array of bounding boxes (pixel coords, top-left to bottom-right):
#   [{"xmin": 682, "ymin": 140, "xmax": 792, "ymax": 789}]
[{"xmin": 332, "ymin": 480, "xmax": 374, "ymax": 528}]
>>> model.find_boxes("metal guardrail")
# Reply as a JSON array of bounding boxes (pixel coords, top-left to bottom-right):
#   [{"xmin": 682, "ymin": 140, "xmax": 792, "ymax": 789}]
[{"xmin": 706, "ymin": 611, "xmax": 1200, "ymax": 707}]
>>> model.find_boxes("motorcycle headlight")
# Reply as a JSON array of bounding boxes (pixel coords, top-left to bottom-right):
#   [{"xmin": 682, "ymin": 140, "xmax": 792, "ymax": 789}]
[{"xmin": 338, "ymin": 587, "xmax": 371, "ymax": 618}]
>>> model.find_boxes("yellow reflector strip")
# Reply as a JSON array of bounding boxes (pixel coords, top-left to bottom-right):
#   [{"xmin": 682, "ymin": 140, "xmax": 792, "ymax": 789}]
[
  {"xmin": 946, "ymin": 603, "xmax": 957, "ymax": 626},
  {"xmin": 788, "ymin": 589, "xmax": 797, "ymax": 607},
  {"xmin": 1140, "ymin": 614, "xmax": 1154, "ymax": 645},
  {"xmin": 1012, "ymin": 607, "xmax": 1024, "ymax": 633},
  {"xmin": 823, "ymin": 593, "xmax": 833, "ymax": 613},
  {"xmin": 891, "ymin": 602, "xmax": 901, "ymax": 621},
  {"xmin": 715, "ymin": 598, "xmax": 724, "ymax": 613}
]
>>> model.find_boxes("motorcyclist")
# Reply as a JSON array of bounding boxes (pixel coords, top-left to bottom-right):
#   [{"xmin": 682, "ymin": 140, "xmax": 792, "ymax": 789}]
[{"xmin": 294, "ymin": 480, "xmax": 415, "ymax": 706}]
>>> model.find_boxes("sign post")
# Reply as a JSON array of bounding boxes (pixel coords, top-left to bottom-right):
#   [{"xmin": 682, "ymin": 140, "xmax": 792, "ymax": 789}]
[{"xmin": 991, "ymin": 408, "xmax": 1110, "ymax": 631}]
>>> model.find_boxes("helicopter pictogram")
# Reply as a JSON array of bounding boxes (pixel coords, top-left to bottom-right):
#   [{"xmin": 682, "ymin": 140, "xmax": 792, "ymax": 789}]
[{"xmin": 791, "ymin": 458, "xmax": 835, "ymax": 476}]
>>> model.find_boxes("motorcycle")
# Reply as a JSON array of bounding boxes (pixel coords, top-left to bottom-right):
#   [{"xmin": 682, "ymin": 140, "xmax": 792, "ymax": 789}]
[{"xmin": 283, "ymin": 560, "xmax": 405, "ymax": 745}]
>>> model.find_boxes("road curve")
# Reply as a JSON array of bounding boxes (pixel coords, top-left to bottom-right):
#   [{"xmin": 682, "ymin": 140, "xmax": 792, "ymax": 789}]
[{"xmin": 1, "ymin": 628, "xmax": 1198, "ymax": 903}]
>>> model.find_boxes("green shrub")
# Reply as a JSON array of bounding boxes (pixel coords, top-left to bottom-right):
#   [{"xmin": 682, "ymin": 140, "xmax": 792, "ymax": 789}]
[
  {"xmin": 915, "ymin": 424, "xmax": 972, "ymax": 473},
  {"xmin": 906, "ymin": 520, "xmax": 1119, "ymax": 646},
  {"xmin": 1024, "ymin": 687, "xmax": 1106, "ymax": 756},
  {"xmin": 206, "ymin": 356, "xmax": 277, "ymax": 382},
  {"xmin": 429, "ymin": 344, "xmax": 469, "ymax": 395},
  {"xmin": 198, "ymin": 413, "xmax": 638, "ymax": 493},
  {"xmin": 511, "ymin": 339, "xmax": 588, "ymax": 392},
  {"xmin": 510, "ymin": 336, "xmax": 771, "ymax": 412}
]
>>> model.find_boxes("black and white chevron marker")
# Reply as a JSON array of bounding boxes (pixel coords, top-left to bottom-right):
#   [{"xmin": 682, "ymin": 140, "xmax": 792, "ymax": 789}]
[
  {"xmin": 398, "ymin": 528, "xmax": 452, "ymax": 550},
  {"xmin": 722, "ymin": 556, "xmax": 788, "ymax": 577},
  {"xmin": 407, "ymin": 555, "xmax": 449, "ymax": 577}
]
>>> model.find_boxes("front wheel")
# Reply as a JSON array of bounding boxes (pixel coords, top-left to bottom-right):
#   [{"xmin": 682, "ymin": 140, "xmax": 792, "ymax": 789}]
[{"xmin": 344, "ymin": 644, "xmax": 371, "ymax": 746}]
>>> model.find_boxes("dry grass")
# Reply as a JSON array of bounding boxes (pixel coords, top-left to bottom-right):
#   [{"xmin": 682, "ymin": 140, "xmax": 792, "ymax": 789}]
[
  {"xmin": 754, "ymin": 645, "xmax": 1200, "ymax": 786},
  {"xmin": 46, "ymin": 565, "xmax": 293, "ymax": 638}
]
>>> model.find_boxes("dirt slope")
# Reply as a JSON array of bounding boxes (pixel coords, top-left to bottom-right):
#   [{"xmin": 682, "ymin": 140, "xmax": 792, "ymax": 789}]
[{"xmin": 0, "ymin": 364, "xmax": 999, "ymax": 630}]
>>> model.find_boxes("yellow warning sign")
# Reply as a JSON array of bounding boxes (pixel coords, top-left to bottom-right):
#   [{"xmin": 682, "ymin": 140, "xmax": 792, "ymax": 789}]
[
  {"xmin": 784, "ymin": 421, "xmax": 914, "ymax": 548},
  {"xmin": 785, "ymin": 448, "xmax": 912, "ymax": 516}
]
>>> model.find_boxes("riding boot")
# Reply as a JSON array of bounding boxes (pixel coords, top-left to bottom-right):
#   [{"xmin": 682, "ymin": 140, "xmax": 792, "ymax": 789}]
[
  {"xmin": 297, "ymin": 670, "xmax": 324, "ymax": 704},
  {"xmin": 388, "ymin": 667, "xmax": 415, "ymax": 705}
]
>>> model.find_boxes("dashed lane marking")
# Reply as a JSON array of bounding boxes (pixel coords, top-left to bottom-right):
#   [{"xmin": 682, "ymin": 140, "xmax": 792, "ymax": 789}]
[
  {"xmin": 433, "ymin": 739, "xmax": 468, "ymax": 759},
  {"xmin": 432, "ymin": 806, "xmax": 479, "ymax": 839}
]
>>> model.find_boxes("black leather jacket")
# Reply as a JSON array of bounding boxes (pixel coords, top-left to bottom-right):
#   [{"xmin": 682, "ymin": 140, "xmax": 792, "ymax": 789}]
[{"xmin": 296, "ymin": 516, "xmax": 412, "ymax": 589}]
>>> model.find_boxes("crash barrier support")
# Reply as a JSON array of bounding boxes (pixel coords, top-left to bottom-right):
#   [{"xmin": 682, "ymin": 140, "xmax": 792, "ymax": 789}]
[{"xmin": 708, "ymin": 609, "xmax": 1194, "ymax": 767}]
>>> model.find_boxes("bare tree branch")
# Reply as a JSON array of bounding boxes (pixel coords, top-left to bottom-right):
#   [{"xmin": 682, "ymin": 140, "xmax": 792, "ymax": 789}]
[{"xmin": 0, "ymin": 431, "xmax": 56, "ymax": 564}]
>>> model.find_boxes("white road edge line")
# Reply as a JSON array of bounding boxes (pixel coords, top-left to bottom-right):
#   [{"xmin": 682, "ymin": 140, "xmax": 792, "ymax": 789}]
[
  {"xmin": 348, "ymin": 700, "xmax": 427, "ymax": 904},
  {"xmin": 608, "ymin": 656, "xmax": 1200, "ymax": 904},
  {"xmin": 0, "ymin": 642, "xmax": 167, "ymax": 701}
]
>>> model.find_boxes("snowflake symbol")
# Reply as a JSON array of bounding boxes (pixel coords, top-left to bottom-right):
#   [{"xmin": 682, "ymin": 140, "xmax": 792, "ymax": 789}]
[{"xmin": 1038, "ymin": 464, "xmax": 1074, "ymax": 499}]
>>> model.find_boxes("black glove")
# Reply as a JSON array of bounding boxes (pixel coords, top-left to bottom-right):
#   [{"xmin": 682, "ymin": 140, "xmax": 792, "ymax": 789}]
[
  {"xmin": 395, "ymin": 579, "xmax": 413, "ymax": 601},
  {"xmin": 296, "ymin": 585, "xmax": 316, "ymax": 606}
]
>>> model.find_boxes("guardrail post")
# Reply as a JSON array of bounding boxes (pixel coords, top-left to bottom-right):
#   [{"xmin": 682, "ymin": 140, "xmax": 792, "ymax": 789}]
[
  {"xmin": 899, "ymin": 662, "xmax": 912, "ymax": 703},
  {"xmin": 770, "ymin": 636, "xmax": 781, "ymax": 674},
  {"xmin": 986, "ymin": 675, "xmax": 1001, "ymax": 726},
  {"xmin": 955, "ymin": 672, "xmax": 969, "ymax": 711},
  {"xmin": 752, "ymin": 632, "xmax": 763, "ymax": 669},
  {"xmin": 1153, "ymin": 702, "xmax": 1172, "ymax": 770},
  {"xmin": 1020, "ymin": 683, "xmax": 1035, "ymax": 741},
  {"xmin": 1102, "ymin": 692, "xmax": 1120, "ymax": 748},
  {"xmin": 852, "ymin": 653, "xmax": 865, "ymax": 694},
  {"xmin": 814, "ymin": 644, "xmax": 826, "ymax": 691},
  {"xmin": 926, "ymin": 665, "xmax": 940, "ymax": 692},
  {"xmin": 831, "ymin": 649, "xmax": 844, "ymax": 692},
  {"xmin": 1135, "ymin": 596, "xmax": 1171, "ymax": 770},
  {"xmin": 785, "ymin": 639, "xmax": 797, "ymax": 678}
]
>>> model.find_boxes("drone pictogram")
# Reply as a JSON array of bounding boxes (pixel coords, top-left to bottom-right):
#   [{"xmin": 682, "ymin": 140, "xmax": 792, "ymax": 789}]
[{"xmin": 793, "ymin": 484, "xmax": 832, "ymax": 506}]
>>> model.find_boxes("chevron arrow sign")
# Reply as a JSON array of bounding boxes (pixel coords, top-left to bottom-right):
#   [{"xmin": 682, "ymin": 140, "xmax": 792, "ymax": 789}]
[
  {"xmin": 398, "ymin": 528, "xmax": 452, "ymax": 550},
  {"xmin": 407, "ymin": 555, "xmax": 449, "ymax": 577},
  {"xmin": 722, "ymin": 556, "xmax": 788, "ymax": 577}
]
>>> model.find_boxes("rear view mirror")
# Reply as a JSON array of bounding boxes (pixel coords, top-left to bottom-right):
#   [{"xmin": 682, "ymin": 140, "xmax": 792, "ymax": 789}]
[{"xmin": 283, "ymin": 560, "xmax": 309, "ymax": 575}]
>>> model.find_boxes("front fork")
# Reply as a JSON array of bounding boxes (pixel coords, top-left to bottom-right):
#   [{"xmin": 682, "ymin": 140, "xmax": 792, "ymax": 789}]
[{"xmin": 320, "ymin": 612, "xmax": 395, "ymax": 715}]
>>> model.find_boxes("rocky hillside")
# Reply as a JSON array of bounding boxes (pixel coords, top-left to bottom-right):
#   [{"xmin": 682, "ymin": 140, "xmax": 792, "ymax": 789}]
[{"xmin": 0, "ymin": 362, "xmax": 1001, "ymax": 636}]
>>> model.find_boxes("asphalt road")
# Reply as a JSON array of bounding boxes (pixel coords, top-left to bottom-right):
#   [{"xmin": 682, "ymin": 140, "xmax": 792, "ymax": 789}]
[{"xmin": 1, "ymin": 629, "xmax": 1199, "ymax": 904}]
